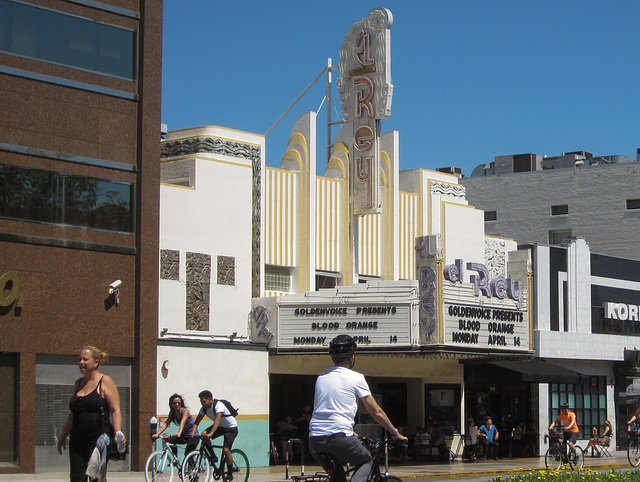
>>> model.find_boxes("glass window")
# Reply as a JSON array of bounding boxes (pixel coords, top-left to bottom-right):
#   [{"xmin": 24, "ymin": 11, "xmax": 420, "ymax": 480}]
[
  {"xmin": 0, "ymin": 353, "xmax": 17, "ymax": 463},
  {"xmin": 549, "ymin": 230, "xmax": 572, "ymax": 245},
  {"xmin": 35, "ymin": 355, "xmax": 130, "ymax": 471},
  {"xmin": 425, "ymin": 384, "xmax": 461, "ymax": 436},
  {"xmin": 0, "ymin": 0, "xmax": 135, "ymax": 79},
  {"xmin": 0, "ymin": 164, "xmax": 134, "ymax": 232},
  {"xmin": 627, "ymin": 199, "xmax": 640, "ymax": 210},
  {"xmin": 551, "ymin": 205, "xmax": 569, "ymax": 216},
  {"xmin": 484, "ymin": 211, "xmax": 497, "ymax": 222},
  {"xmin": 549, "ymin": 377, "xmax": 607, "ymax": 439},
  {"xmin": 265, "ymin": 265, "xmax": 291, "ymax": 293},
  {"xmin": 316, "ymin": 271, "xmax": 341, "ymax": 290}
]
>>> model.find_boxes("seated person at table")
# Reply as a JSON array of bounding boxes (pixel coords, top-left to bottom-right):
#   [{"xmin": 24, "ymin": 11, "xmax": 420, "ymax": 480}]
[
  {"xmin": 478, "ymin": 416, "xmax": 500, "ymax": 460},
  {"xmin": 463, "ymin": 418, "xmax": 479, "ymax": 460},
  {"xmin": 585, "ymin": 420, "xmax": 612, "ymax": 457},
  {"xmin": 414, "ymin": 426, "xmax": 430, "ymax": 461},
  {"xmin": 429, "ymin": 422, "xmax": 448, "ymax": 460}
]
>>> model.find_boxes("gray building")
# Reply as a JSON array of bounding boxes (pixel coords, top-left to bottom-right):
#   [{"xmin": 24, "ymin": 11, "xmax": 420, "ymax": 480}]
[{"xmin": 460, "ymin": 151, "xmax": 640, "ymax": 261}]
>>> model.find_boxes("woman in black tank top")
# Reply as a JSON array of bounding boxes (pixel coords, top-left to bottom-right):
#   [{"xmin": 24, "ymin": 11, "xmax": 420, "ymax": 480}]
[{"xmin": 57, "ymin": 346, "xmax": 126, "ymax": 482}]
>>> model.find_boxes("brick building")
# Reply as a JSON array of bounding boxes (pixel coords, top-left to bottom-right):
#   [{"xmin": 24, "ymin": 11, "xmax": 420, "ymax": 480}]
[{"xmin": 0, "ymin": 0, "xmax": 162, "ymax": 473}]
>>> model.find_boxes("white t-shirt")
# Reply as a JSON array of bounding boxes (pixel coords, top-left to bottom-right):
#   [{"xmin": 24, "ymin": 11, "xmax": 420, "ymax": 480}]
[
  {"xmin": 199, "ymin": 400, "xmax": 238, "ymax": 429},
  {"xmin": 465, "ymin": 426, "xmax": 478, "ymax": 445},
  {"xmin": 309, "ymin": 366, "xmax": 371, "ymax": 437}
]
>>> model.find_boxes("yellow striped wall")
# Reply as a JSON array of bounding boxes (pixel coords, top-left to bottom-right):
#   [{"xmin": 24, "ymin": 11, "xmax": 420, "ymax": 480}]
[
  {"xmin": 265, "ymin": 167, "xmax": 297, "ymax": 267},
  {"xmin": 399, "ymin": 191, "xmax": 419, "ymax": 280},
  {"xmin": 264, "ymin": 290, "xmax": 290, "ymax": 297},
  {"xmin": 265, "ymin": 171, "xmax": 423, "ymax": 284},
  {"xmin": 358, "ymin": 213, "xmax": 380, "ymax": 277},
  {"xmin": 316, "ymin": 177, "xmax": 341, "ymax": 272}
]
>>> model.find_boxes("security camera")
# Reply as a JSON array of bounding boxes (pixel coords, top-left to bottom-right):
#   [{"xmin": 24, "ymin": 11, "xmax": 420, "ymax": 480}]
[{"xmin": 109, "ymin": 280, "xmax": 122, "ymax": 294}]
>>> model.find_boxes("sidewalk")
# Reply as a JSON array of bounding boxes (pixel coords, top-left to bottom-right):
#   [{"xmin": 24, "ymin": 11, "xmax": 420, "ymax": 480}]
[{"xmin": 0, "ymin": 451, "xmax": 633, "ymax": 481}]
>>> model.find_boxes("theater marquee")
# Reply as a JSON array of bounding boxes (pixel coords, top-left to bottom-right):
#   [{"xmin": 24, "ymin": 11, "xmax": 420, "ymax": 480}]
[
  {"xmin": 416, "ymin": 235, "xmax": 530, "ymax": 352},
  {"xmin": 277, "ymin": 303, "xmax": 411, "ymax": 348},
  {"xmin": 443, "ymin": 286, "xmax": 529, "ymax": 350}
]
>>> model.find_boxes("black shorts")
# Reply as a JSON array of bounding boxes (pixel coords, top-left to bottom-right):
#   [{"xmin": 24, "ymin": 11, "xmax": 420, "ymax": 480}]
[
  {"xmin": 209, "ymin": 426, "xmax": 238, "ymax": 449},
  {"xmin": 561, "ymin": 431, "xmax": 578, "ymax": 445}
]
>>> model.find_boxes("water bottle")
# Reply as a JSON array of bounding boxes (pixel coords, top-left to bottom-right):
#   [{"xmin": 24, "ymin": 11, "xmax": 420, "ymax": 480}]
[{"xmin": 115, "ymin": 431, "xmax": 125, "ymax": 453}]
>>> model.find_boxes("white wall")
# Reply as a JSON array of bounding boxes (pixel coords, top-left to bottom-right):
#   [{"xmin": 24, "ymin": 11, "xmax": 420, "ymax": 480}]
[
  {"xmin": 159, "ymin": 126, "xmax": 269, "ymax": 465},
  {"xmin": 160, "ymin": 126, "xmax": 264, "ymax": 338},
  {"xmin": 156, "ymin": 344, "xmax": 268, "ymax": 417}
]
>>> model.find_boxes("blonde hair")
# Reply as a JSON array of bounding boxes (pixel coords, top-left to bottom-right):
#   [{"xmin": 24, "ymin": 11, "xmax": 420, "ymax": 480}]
[{"xmin": 81, "ymin": 345, "xmax": 109, "ymax": 364}]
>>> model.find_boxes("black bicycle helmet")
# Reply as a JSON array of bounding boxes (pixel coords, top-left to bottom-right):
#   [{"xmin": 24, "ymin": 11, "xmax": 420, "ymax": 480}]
[
  {"xmin": 561, "ymin": 402, "xmax": 569, "ymax": 409},
  {"xmin": 329, "ymin": 334, "xmax": 357, "ymax": 356}
]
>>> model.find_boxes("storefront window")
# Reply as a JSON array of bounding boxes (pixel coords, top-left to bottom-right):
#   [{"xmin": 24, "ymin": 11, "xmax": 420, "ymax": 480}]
[
  {"xmin": 0, "ymin": 353, "xmax": 16, "ymax": 464},
  {"xmin": 549, "ymin": 377, "xmax": 606, "ymax": 439},
  {"xmin": 425, "ymin": 384, "xmax": 461, "ymax": 436},
  {"xmin": 35, "ymin": 355, "xmax": 131, "ymax": 471}
]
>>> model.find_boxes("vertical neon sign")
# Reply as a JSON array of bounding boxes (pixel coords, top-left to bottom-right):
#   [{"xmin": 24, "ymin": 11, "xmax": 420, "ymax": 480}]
[{"xmin": 338, "ymin": 7, "xmax": 393, "ymax": 215}]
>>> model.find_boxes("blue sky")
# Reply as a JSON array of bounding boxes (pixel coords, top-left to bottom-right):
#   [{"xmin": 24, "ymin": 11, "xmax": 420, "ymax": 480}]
[{"xmin": 162, "ymin": 1, "xmax": 639, "ymax": 177}]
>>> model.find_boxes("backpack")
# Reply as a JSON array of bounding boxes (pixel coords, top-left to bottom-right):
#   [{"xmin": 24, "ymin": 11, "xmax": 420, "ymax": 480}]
[{"xmin": 214, "ymin": 398, "xmax": 239, "ymax": 417}]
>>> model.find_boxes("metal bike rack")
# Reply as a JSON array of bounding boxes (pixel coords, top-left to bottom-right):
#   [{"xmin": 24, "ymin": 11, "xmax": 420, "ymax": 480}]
[{"xmin": 285, "ymin": 438, "xmax": 305, "ymax": 479}]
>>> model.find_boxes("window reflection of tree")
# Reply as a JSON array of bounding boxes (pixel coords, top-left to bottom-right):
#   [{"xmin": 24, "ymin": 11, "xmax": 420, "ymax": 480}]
[
  {"xmin": 0, "ymin": 165, "xmax": 132, "ymax": 232},
  {"xmin": 96, "ymin": 186, "xmax": 131, "ymax": 231},
  {"xmin": 63, "ymin": 176, "xmax": 97, "ymax": 226},
  {"xmin": 1, "ymin": 166, "xmax": 56, "ymax": 222}
]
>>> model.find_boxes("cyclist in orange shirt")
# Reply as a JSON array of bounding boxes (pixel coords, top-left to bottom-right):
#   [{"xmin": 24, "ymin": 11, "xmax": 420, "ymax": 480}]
[
  {"xmin": 549, "ymin": 402, "xmax": 579, "ymax": 458},
  {"xmin": 627, "ymin": 406, "xmax": 640, "ymax": 426}
]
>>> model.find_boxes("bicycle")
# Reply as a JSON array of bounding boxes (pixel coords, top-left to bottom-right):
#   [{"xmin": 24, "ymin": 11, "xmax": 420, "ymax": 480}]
[
  {"xmin": 181, "ymin": 436, "xmax": 250, "ymax": 482},
  {"xmin": 544, "ymin": 428, "xmax": 584, "ymax": 470},
  {"xmin": 627, "ymin": 423, "xmax": 640, "ymax": 466},
  {"xmin": 292, "ymin": 437, "xmax": 402, "ymax": 482},
  {"xmin": 144, "ymin": 437, "xmax": 185, "ymax": 482},
  {"xmin": 269, "ymin": 432, "xmax": 279, "ymax": 466}
]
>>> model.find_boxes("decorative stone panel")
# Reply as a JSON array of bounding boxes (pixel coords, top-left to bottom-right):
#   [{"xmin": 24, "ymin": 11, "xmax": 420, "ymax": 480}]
[
  {"xmin": 160, "ymin": 249, "xmax": 179, "ymax": 280},
  {"xmin": 430, "ymin": 180, "xmax": 466, "ymax": 201},
  {"xmin": 186, "ymin": 252, "xmax": 211, "ymax": 331},
  {"xmin": 485, "ymin": 238, "xmax": 507, "ymax": 278},
  {"xmin": 217, "ymin": 256, "xmax": 235, "ymax": 286},
  {"xmin": 161, "ymin": 137, "xmax": 259, "ymax": 162}
]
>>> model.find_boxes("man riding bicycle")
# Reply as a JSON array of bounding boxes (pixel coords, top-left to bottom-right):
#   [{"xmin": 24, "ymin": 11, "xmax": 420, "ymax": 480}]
[
  {"xmin": 549, "ymin": 402, "xmax": 579, "ymax": 459},
  {"xmin": 190, "ymin": 390, "xmax": 238, "ymax": 480},
  {"xmin": 626, "ymin": 405, "xmax": 640, "ymax": 426},
  {"xmin": 309, "ymin": 335, "xmax": 407, "ymax": 482}
]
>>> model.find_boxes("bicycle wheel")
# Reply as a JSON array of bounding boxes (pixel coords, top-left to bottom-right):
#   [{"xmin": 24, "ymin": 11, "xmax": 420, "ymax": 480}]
[
  {"xmin": 569, "ymin": 446, "xmax": 584, "ymax": 470},
  {"xmin": 628, "ymin": 438, "xmax": 640, "ymax": 466},
  {"xmin": 182, "ymin": 450, "xmax": 212, "ymax": 482},
  {"xmin": 545, "ymin": 446, "xmax": 562, "ymax": 470},
  {"xmin": 224, "ymin": 448, "xmax": 250, "ymax": 482},
  {"xmin": 145, "ymin": 450, "xmax": 175, "ymax": 482},
  {"xmin": 373, "ymin": 475, "xmax": 403, "ymax": 482}
]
